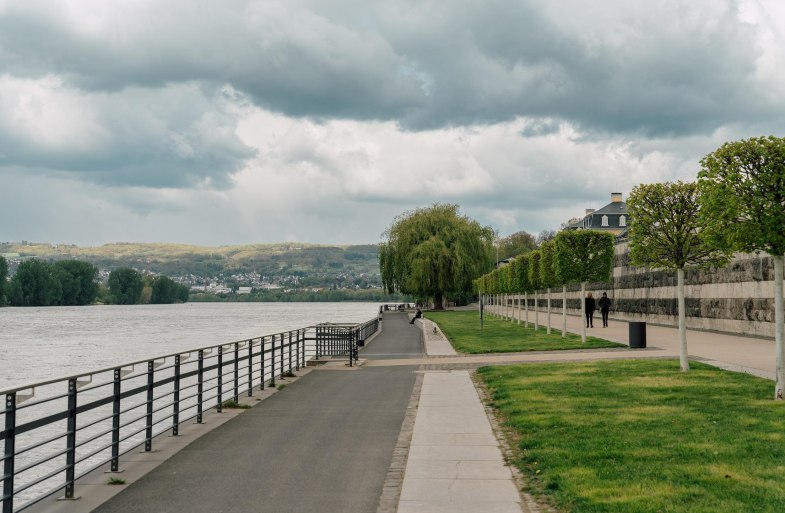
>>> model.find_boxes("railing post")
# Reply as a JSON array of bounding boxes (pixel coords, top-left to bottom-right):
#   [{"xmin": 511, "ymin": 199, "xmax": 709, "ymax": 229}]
[
  {"xmin": 172, "ymin": 355, "xmax": 181, "ymax": 436},
  {"xmin": 3, "ymin": 393, "xmax": 16, "ymax": 513},
  {"xmin": 260, "ymin": 337, "xmax": 265, "ymax": 391},
  {"xmin": 217, "ymin": 346, "xmax": 223, "ymax": 413},
  {"xmin": 295, "ymin": 331, "xmax": 300, "ymax": 371},
  {"xmin": 247, "ymin": 340, "xmax": 254, "ymax": 397},
  {"xmin": 315, "ymin": 326, "xmax": 321, "ymax": 360},
  {"xmin": 279, "ymin": 334, "xmax": 285, "ymax": 379},
  {"xmin": 233, "ymin": 343, "xmax": 239, "ymax": 403},
  {"xmin": 288, "ymin": 332, "xmax": 293, "ymax": 374},
  {"xmin": 145, "ymin": 362, "xmax": 154, "ymax": 452},
  {"xmin": 270, "ymin": 335, "xmax": 276, "ymax": 387},
  {"xmin": 301, "ymin": 329, "xmax": 306, "ymax": 368},
  {"xmin": 64, "ymin": 378, "xmax": 78, "ymax": 499},
  {"xmin": 110, "ymin": 369, "xmax": 121, "ymax": 472},
  {"xmin": 197, "ymin": 350, "xmax": 204, "ymax": 423}
]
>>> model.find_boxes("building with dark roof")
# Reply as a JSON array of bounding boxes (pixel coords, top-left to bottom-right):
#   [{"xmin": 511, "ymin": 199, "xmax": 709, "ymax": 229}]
[{"xmin": 567, "ymin": 192, "xmax": 629, "ymax": 237}]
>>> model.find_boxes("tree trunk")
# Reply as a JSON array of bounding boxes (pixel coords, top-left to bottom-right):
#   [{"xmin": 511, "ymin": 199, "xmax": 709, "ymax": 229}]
[
  {"xmin": 775, "ymin": 255, "xmax": 784, "ymax": 400},
  {"xmin": 517, "ymin": 295, "xmax": 521, "ymax": 325},
  {"xmin": 546, "ymin": 287, "xmax": 552, "ymax": 335},
  {"xmin": 524, "ymin": 292, "xmax": 528, "ymax": 327},
  {"xmin": 434, "ymin": 292, "xmax": 444, "ymax": 310},
  {"xmin": 678, "ymin": 268, "xmax": 689, "ymax": 372},
  {"xmin": 534, "ymin": 291, "xmax": 539, "ymax": 331},
  {"xmin": 510, "ymin": 293, "xmax": 514, "ymax": 323},
  {"xmin": 581, "ymin": 281, "xmax": 586, "ymax": 344},
  {"xmin": 562, "ymin": 284, "xmax": 567, "ymax": 338}
]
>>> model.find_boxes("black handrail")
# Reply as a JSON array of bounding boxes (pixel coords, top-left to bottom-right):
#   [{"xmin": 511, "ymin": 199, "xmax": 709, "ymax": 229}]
[{"xmin": 0, "ymin": 319, "xmax": 377, "ymax": 513}]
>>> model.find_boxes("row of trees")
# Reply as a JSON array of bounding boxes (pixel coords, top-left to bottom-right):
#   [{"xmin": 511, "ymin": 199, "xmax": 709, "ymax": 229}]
[
  {"xmin": 108, "ymin": 268, "xmax": 190, "ymax": 305},
  {"xmin": 0, "ymin": 256, "xmax": 189, "ymax": 306},
  {"xmin": 0, "ymin": 258, "xmax": 99, "ymax": 306},
  {"xmin": 478, "ymin": 135, "xmax": 785, "ymax": 400},
  {"xmin": 475, "ymin": 230, "xmax": 615, "ymax": 343},
  {"xmin": 626, "ymin": 136, "xmax": 785, "ymax": 398}
]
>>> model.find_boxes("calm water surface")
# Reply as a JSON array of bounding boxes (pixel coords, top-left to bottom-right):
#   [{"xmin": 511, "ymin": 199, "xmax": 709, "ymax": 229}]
[{"xmin": 0, "ymin": 302, "xmax": 382, "ymax": 390}]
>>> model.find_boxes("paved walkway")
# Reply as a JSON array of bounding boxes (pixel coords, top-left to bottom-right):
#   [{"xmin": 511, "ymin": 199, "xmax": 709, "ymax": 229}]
[{"xmin": 30, "ymin": 307, "xmax": 780, "ymax": 513}]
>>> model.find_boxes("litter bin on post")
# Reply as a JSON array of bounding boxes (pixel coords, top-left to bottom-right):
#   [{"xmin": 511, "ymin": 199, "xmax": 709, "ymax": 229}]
[{"xmin": 629, "ymin": 321, "xmax": 647, "ymax": 348}]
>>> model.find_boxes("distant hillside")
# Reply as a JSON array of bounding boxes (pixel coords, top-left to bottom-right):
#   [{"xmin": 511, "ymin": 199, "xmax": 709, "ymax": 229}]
[{"xmin": 0, "ymin": 241, "xmax": 382, "ymax": 289}]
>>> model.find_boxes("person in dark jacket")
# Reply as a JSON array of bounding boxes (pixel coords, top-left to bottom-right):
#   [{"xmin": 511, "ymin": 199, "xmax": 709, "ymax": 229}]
[
  {"xmin": 585, "ymin": 292, "xmax": 596, "ymax": 328},
  {"xmin": 409, "ymin": 308, "xmax": 422, "ymax": 324},
  {"xmin": 598, "ymin": 292, "xmax": 611, "ymax": 327}
]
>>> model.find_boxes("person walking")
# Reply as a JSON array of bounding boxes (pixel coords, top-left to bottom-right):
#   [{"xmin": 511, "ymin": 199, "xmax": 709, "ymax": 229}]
[
  {"xmin": 598, "ymin": 292, "xmax": 611, "ymax": 328},
  {"xmin": 585, "ymin": 292, "xmax": 596, "ymax": 328}
]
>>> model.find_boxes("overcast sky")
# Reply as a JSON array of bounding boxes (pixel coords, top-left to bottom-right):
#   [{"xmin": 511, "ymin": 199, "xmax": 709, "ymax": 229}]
[{"xmin": 1, "ymin": 0, "xmax": 784, "ymax": 246}]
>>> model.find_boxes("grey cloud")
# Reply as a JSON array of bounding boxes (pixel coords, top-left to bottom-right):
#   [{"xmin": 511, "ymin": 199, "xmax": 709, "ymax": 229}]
[
  {"xmin": 0, "ymin": 82, "xmax": 254, "ymax": 188},
  {"xmin": 0, "ymin": 0, "xmax": 775, "ymax": 138}
]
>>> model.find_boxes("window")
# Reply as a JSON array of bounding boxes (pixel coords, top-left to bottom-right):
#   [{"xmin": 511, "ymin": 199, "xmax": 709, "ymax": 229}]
[
  {"xmin": 619, "ymin": 215, "xmax": 626, "ymax": 227},
  {"xmin": 601, "ymin": 215, "xmax": 608, "ymax": 227}
]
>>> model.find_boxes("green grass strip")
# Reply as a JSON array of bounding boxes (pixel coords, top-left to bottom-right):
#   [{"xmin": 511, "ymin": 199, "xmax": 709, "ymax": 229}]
[
  {"xmin": 425, "ymin": 310, "xmax": 623, "ymax": 353},
  {"xmin": 478, "ymin": 360, "xmax": 785, "ymax": 513}
]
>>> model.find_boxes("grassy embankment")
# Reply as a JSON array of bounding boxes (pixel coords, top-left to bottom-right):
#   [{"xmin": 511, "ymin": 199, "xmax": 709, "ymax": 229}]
[
  {"xmin": 425, "ymin": 310, "xmax": 623, "ymax": 353},
  {"xmin": 479, "ymin": 360, "xmax": 785, "ymax": 512}
]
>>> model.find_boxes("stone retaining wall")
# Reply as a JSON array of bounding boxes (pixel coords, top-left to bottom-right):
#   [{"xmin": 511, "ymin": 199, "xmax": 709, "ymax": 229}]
[{"xmin": 500, "ymin": 242, "xmax": 782, "ymax": 339}]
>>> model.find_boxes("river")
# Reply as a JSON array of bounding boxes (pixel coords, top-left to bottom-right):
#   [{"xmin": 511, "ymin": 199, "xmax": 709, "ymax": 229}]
[{"xmin": 0, "ymin": 302, "xmax": 383, "ymax": 391}]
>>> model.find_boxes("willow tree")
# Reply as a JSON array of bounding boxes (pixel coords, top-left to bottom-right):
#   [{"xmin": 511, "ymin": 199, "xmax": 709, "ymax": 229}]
[
  {"xmin": 554, "ymin": 230, "xmax": 615, "ymax": 344},
  {"xmin": 699, "ymin": 136, "xmax": 785, "ymax": 398},
  {"xmin": 528, "ymin": 250, "xmax": 542, "ymax": 330},
  {"xmin": 628, "ymin": 181, "xmax": 730, "ymax": 371},
  {"xmin": 539, "ymin": 240, "xmax": 559, "ymax": 335},
  {"xmin": 380, "ymin": 204, "xmax": 494, "ymax": 309}
]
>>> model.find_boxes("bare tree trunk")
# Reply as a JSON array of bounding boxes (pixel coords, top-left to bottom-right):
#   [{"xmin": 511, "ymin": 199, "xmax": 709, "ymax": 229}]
[
  {"xmin": 678, "ymin": 268, "xmax": 689, "ymax": 372},
  {"xmin": 581, "ymin": 281, "xmax": 586, "ymax": 344},
  {"xmin": 562, "ymin": 284, "xmax": 567, "ymax": 338},
  {"xmin": 775, "ymin": 255, "xmax": 784, "ymax": 400},
  {"xmin": 546, "ymin": 287, "xmax": 552, "ymax": 335},
  {"xmin": 534, "ymin": 291, "xmax": 539, "ymax": 331},
  {"xmin": 524, "ymin": 292, "xmax": 529, "ymax": 327}
]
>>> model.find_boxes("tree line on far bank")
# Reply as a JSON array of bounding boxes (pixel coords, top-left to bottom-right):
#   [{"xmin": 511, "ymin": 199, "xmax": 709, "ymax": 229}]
[{"xmin": 0, "ymin": 256, "xmax": 189, "ymax": 306}]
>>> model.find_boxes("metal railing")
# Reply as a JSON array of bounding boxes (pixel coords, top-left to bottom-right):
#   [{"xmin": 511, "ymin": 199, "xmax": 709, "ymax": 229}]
[{"xmin": 1, "ymin": 318, "xmax": 379, "ymax": 513}]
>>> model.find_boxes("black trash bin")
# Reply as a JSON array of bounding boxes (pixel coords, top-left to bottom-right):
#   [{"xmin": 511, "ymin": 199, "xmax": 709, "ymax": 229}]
[{"xmin": 629, "ymin": 321, "xmax": 647, "ymax": 348}]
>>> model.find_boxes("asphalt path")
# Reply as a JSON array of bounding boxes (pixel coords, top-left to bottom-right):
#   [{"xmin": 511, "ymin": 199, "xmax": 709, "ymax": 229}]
[{"xmin": 93, "ymin": 312, "xmax": 421, "ymax": 513}]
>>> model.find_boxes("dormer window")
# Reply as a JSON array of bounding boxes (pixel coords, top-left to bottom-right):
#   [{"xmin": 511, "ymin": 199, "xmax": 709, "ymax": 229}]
[
  {"xmin": 601, "ymin": 215, "xmax": 609, "ymax": 227},
  {"xmin": 619, "ymin": 215, "xmax": 626, "ymax": 227}
]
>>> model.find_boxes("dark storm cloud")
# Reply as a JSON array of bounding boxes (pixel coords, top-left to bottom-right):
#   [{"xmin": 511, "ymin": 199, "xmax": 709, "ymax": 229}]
[{"xmin": 0, "ymin": 0, "xmax": 773, "ymax": 138}]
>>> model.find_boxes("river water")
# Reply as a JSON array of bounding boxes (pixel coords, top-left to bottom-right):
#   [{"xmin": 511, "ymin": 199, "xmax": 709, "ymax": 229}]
[{"xmin": 0, "ymin": 302, "xmax": 382, "ymax": 391}]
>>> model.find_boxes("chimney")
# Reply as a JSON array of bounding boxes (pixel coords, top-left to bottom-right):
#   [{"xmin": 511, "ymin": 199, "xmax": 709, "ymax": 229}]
[
  {"xmin": 585, "ymin": 209, "xmax": 595, "ymax": 216},
  {"xmin": 611, "ymin": 192, "xmax": 623, "ymax": 203}
]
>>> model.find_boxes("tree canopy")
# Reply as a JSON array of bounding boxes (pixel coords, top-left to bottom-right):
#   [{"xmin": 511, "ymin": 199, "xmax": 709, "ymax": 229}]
[
  {"xmin": 7, "ymin": 259, "xmax": 100, "ymax": 307},
  {"xmin": 379, "ymin": 204, "xmax": 494, "ymax": 308},
  {"xmin": 628, "ymin": 181, "xmax": 730, "ymax": 271},
  {"xmin": 108, "ymin": 268, "xmax": 145, "ymax": 305},
  {"xmin": 553, "ymin": 230, "xmax": 615, "ymax": 285},
  {"xmin": 497, "ymin": 231, "xmax": 537, "ymax": 261}
]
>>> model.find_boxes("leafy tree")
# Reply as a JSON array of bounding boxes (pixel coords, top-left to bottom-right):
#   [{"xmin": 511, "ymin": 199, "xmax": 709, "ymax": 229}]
[
  {"xmin": 497, "ymin": 231, "xmax": 537, "ymax": 260},
  {"xmin": 528, "ymin": 250, "xmax": 542, "ymax": 330},
  {"xmin": 0, "ymin": 256, "xmax": 7, "ymax": 306},
  {"xmin": 9, "ymin": 260, "xmax": 60, "ymax": 306},
  {"xmin": 108, "ymin": 268, "xmax": 144, "ymax": 305},
  {"xmin": 379, "ymin": 204, "xmax": 495, "ymax": 309},
  {"xmin": 698, "ymin": 136, "xmax": 785, "ymax": 397},
  {"xmin": 554, "ymin": 230, "xmax": 615, "ymax": 343},
  {"xmin": 628, "ymin": 181, "xmax": 730, "ymax": 371},
  {"xmin": 539, "ymin": 240, "xmax": 560, "ymax": 335},
  {"xmin": 536, "ymin": 229, "xmax": 557, "ymax": 246},
  {"xmin": 151, "ymin": 275, "xmax": 190, "ymax": 304},
  {"xmin": 53, "ymin": 260, "xmax": 99, "ymax": 305}
]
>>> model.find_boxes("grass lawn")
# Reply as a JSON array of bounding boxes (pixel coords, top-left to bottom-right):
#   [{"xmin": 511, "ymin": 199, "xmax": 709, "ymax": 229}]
[
  {"xmin": 478, "ymin": 360, "xmax": 785, "ymax": 513},
  {"xmin": 425, "ymin": 310, "xmax": 623, "ymax": 353}
]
